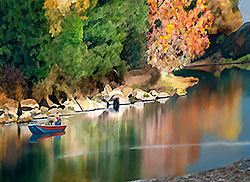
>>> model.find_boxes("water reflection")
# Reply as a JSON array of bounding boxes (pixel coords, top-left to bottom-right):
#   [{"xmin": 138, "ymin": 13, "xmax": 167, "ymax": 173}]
[
  {"xmin": 0, "ymin": 68, "xmax": 250, "ymax": 182},
  {"xmin": 29, "ymin": 131, "xmax": 66, "ymax": 143},
  {"xmin": 0, "ymin": 124, "xmax": 29, "ymax": 169},
  {"xmin": 140, "ymin": 73, "xmax": 242, "ymax": 178}
]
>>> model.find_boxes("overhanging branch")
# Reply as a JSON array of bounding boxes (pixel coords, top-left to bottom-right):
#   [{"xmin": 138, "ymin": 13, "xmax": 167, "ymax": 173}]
[{"xmin": 157, "ymin": 0, "xmax": 166, "ymax": 8}]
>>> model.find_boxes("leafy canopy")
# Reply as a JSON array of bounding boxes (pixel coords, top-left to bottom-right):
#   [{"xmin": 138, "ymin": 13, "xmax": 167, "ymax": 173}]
[
  {"xmin": 46, "ymin": 0, "xmax": 149, "ymax": 78},
  {"xmin": 43, "ymin": 0, "xmax": 98, "ymax": 36},
  {"xmin": 83, "ymin": 0, "xmax": 149, "ymax": 71},
  {"xmin": 0, "ymin": 0, "xmax": 52, "ymax": 83},
  {"xmin": 147, "ymin": 0, "xmax": 214, "ymax": 72}
]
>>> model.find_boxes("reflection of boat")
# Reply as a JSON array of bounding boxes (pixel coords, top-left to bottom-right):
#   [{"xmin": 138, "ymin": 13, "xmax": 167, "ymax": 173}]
[
  {"xmin": 29, "ymin": 131, "xmax": 65, "ymax": 143},
  {"xmin": 28, "ymin": 124, "xmax": 67, "ymax": 135}
]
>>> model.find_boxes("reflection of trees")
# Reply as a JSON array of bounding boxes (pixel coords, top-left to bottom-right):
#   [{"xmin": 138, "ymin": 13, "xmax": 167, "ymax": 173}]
[
  {"xmin": 138, "ymin": 69, "xmax": 243, "ymax": 178},
  {"xmin": 59, "ymin": 69, "xmax": 243, "ymax": 180},
  {"xmin": 0, "ymin": 125, "xmax": 26, "ymax": 169},
  {"xmin": 54, "ymin": 114, "xmax": 142, "ymax": 182},
  {"xmin": 0, "ymin": 68, "xmax": 245, "ymax": 181},
  {"xmin": 0, "ymin": 125, "xmax": 50, "ymax": 182}
]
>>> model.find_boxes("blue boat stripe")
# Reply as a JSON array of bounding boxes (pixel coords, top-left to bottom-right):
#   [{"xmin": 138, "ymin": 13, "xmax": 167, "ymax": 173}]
[{"xmin": 35, "ymin": 125, "xmax": 46, "ymax": 134}]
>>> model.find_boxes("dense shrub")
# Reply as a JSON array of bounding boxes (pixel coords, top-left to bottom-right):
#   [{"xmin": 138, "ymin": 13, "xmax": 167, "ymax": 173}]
[
  {"xmin": 0, "ymin": 92, "xmax": 7, "ymax": 109},
  {"xmin": 32, "ymin": 64, "xmax": 122, "ymax": 103},
  {"xmin": 0, "ymin": 65, "xmax": 28, "ymax": 101},
  {"xmin": 84, "ymin": 0, "xmax": 149, "ymax": 71},
  {"xmin": 0, "ymin": 0, "xmax": 51, "ymax": 83}
]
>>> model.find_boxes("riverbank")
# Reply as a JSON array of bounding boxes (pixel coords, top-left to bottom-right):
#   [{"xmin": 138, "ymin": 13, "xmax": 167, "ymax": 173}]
[
  {"xmin": 0, "ymin": 68, "xmax": 199, "ymax": 124},
  {"xmin": 132, "ymin": 158, "xmax": 250, "ymax": 182}
]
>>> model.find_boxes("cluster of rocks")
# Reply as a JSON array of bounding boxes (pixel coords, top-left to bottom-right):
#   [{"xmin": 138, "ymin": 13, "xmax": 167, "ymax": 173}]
[
  {"xmin": 0, "ymin": 85, "xmax": 176, "ymax": 124},
  {"xmin": 132, "ymin": 158, "xmax": 250, "ymax": 182},
  {"xmin": 0, "ymin": 65, "xmax": 199, "ymax": 124}
]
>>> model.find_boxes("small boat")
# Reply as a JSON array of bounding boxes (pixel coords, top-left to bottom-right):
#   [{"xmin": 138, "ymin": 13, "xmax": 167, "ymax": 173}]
[
  {"xmin": 28, "ymin": 124, "xmax": 67, "ymax": 135},
  {"xmin": 29, "ymin": 131, "xmax": 66, "ymax": 143}
]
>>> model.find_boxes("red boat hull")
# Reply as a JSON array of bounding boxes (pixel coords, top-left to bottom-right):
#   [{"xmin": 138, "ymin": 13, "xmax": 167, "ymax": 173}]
[{"xmin": 28, "ymin": 124, "xmax": 67, "ymax": 134}]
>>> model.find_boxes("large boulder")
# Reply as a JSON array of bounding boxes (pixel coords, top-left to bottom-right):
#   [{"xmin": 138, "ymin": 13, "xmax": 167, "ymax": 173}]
[
  {"xmin": 122, "ymin": 87, "xmax": 133, "ymax": 97},
  {"xmin": 20, "ymin": 99, "xmax": 39, "ymax": 109},
  {"xmin": 4, "ymin": 99, "xmax": 18, "ymax": 118},
  {"xmin": 19, "ymin": 111, "xmax": 32, "ymax": 119},
  {"xmin": 92, "ymin": 101, "xmax": 106, "ymax": 109},
  {"xmin": 40, "ymin": 106, "xmax": 49, "ymax": 114},
  {"xmin": 158, "ymin": 92, "xmax": 169, "ymax": 98},
  {"xmin": 192, "ymin": 23, "xmax": 250, "ymax": 65},
  {"xmin": 77, "ymin": 97, "xmax": 95, "ymax": 110},
  {"xmin": 119, "ymin": 96, "xmax": 130, "ymax": 104},
  {"xmin": 150, "ymin": 90, "xmax": 159, "ymax": 97},
  {"xmin": 0, "ymin": 109, "xmax": 4, "ymax": 118},
  {"xmin": 207, "ymin": 0, "xmax": 243, "ymax": 35},
  {"xmin": 221, "ymin": 22, "xmax": 250, "ymax": 59},
  {"xmin": 101, "ymin": 84, "xmax": 112, "ymax": 96},
  {"xmin": 63, "ymin": 99, "xmax": 82, "ymax": 112},
  {"xmin": 123, "ymin": 65, "xmax": 160, "ymax": 87},
  {"xmin": 133, "ymin": 89, "xmax": 155, "ymax": 100},
  {"xmin": 108, "ymin": 90, "xmax": 124, "ymax": 99}
]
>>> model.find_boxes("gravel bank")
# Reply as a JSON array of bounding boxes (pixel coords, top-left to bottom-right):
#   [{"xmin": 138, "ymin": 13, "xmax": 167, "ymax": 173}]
[{"xmin": 132, "ymin": 158, "xmax": 250, "ymax": 182}]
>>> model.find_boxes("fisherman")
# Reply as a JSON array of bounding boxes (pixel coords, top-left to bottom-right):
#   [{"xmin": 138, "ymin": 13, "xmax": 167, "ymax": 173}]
[{"xmin": 54, "ymin": 112, "xmax": 61, "ymax": 125}]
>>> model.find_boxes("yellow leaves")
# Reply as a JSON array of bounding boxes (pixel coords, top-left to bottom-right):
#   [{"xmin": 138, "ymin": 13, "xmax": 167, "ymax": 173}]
[
  {"xmin": 205, "ymin": 41, "xmax": 210, "ymax": 49},
  {"xmin": 44, "ymin": 0, "xmax": 95, "ymax": 36},
  {"xmin": 80, "ymin": 16, "xmax": 88, "ymax": 20},
  {"xmin": 83, "ymin": 0, "xmax": 90, "ymax": 9},
  {"xmin": 44, "ymin": 0, "xmax": 58, "ymax": 9}
]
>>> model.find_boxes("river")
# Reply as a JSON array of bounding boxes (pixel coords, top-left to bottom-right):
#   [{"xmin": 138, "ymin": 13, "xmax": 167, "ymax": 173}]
[{"xmin": 1, "ymin": 67, "xmax": 250, "ymax": 182}]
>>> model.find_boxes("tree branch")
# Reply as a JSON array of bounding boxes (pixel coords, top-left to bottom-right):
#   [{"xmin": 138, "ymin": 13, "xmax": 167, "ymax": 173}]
[{"xmin": 157, "ymin": 0, "xmax": 166, "ymax": 8}]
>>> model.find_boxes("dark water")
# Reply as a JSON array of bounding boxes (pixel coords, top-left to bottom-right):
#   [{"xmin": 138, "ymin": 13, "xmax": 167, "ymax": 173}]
[{"xmin": 1, "ymin": 68, "xmax": 250, "ymax": 182}]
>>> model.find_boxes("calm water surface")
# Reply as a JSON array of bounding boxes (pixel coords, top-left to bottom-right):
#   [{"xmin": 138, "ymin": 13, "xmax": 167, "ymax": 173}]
[{"xmin": 1, "ymin": 68, "xmax": 250, "ymax": 182}]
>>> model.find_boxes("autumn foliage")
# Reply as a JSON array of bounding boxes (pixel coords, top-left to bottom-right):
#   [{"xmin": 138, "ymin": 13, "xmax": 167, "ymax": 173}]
[
  {"xmin": 0, "ymin": 92, "xmax": 7, "ymax": 108},
  {"xmin": 147, "ymin": 0, "xmax": 214, "ymax": 72},
  {"xmin": 0, "ymin": 65, "xmax": 27, "ymax": 101},
  {"xmin": 43, "ymin": 0, "xmax": 97, "ymax": 36}
]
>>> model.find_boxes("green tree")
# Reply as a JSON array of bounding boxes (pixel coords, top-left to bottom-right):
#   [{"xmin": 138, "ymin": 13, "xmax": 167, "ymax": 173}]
[
  {"xmin": 44, "ymin": 0, "xmax": 149, "ymax": 78},
  {"xmin": 0, "ymin": 0, "xmax": 51, "ymax": 83},
  {"xmin": 84, "ymin": 0, "xmax": 149, "ymax": 70},
  {"xmin": 44, "ymin": 14, "xmax": 89, "ymax": 77}
]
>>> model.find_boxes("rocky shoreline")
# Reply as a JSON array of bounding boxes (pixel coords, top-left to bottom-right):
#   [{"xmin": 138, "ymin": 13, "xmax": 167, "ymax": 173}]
[
  {"xmin": 0, "ymin": 69, "xmax": 199, "ymax": 124},
  {"xmin": 0, "ymin": 87, "xmax": 174, "ymax": 124},
  {"xmin": 132, "ymin": 158, "xmax": 250, "ymax": 182}
]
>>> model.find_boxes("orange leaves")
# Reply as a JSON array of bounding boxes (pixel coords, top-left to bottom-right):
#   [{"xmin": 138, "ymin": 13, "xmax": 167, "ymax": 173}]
[
  {"xmin": 147, "ymin": 0, "xmax": 214, "ymax": 72},
  {"xmin": 43, "ymin": 0, "xmax": 95, "ymax": 36}
]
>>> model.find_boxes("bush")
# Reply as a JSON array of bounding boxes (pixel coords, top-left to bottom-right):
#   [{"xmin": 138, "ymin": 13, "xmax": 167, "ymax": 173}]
[
  {"xmin": 0, "ymin": 0, "xmax": 51, "ymax": 83},
  {"xmin": 32, "ymin": 64, "xmax": 123, "ymax": 103},
  {"xmin": 0, "ymin": 65, "xmax": 28, "ymax": 101},
  {"xmin": 0, "ymin": 92, "xmax": 7, "ymax": 109}
]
